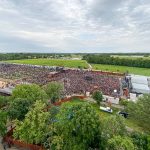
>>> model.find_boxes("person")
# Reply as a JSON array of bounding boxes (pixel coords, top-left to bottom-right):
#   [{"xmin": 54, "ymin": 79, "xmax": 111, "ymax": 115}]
[{"xmin": 3, "ymin": 142, "xmax": 7, "ymax": 150}]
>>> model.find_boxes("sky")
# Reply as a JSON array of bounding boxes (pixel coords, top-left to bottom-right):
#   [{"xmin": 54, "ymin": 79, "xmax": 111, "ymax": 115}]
[{"xmin": 0, "ymin": 0, "xmax": 150, "ymax": 53}]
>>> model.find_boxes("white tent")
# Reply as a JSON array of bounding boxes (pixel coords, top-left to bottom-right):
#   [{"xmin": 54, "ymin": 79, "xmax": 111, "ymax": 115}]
[
  {"xmin": 131, "ymin": 75, "xmax": 148, "ymax": 85},
  {"xmin": 132, "ymin": 83, "xmax": 150, "ymax": 94}
]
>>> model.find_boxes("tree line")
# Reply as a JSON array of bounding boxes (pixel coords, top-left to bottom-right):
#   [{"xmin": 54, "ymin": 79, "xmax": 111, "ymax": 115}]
[
  {"xmin": 0, "ymin": 53, "xmax": 72, "ymax": 61},
  {"xmin": 83, "ymin": 55, "xmax": 150, "ymax": 68}
]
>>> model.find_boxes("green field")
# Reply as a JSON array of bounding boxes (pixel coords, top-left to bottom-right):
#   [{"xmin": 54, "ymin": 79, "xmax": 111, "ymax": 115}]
[
  {"xmin": 112, "ymin": 55, "xmax": 150, "ymax": 60},
  {"xmin": 6, "ymin": 59, "xmax": 88, "ymax": 69},
  {"xmin": 92, "ymin": 64, "xmax": 150, "ymax": 76},
  {"xmin": 5, "ymin": 58, "xmax": 150, "ymax": 76}
]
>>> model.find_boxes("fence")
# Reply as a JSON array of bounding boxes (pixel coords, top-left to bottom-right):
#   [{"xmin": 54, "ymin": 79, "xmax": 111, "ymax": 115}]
[{"xmin": 53, "ymin": 95, "xmax": 86, "ymax": 106}]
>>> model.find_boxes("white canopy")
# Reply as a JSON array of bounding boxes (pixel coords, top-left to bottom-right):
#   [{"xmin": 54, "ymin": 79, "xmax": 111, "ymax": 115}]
[
  {"xmin": 131, "ymin": 75, "xmax": 148, "ymax": 85},
  {"xmin": 132, "ymin": 83, "xmax": 150, "ymax": 94}
]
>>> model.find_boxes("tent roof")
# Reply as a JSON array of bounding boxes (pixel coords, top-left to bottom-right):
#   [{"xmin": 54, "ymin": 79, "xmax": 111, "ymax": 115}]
[
  {"xmin": 132, "ymin": 83, "xmax": 150, "ymax": 94},
  {"xmin": 131, "ymin": 75, "xmax": 148, "ymax": 85}
]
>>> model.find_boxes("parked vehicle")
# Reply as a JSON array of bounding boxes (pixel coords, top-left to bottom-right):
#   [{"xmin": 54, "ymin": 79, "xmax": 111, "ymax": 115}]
[
  {"xmin": 100, "ymin": 106, "xmax": 113, "ymax": 113},
  {"xmin": 118, "ymin": 111, "xmax": 129, "ymax": 118}
]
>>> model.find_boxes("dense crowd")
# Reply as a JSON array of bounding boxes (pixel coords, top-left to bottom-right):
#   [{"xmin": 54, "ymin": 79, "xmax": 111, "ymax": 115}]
[
  {"xmin": 0, "ymin": 63, "xmax": 61, "ymax": 84},
  {"xmin": 0, "ymin": 63, "xmax": 122, "ymax": 96},
  {"xmin": 49, "ymin": 69, "xmax": 121, "ymax": 96}
]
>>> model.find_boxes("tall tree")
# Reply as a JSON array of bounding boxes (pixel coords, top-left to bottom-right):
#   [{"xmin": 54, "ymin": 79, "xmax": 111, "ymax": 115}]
[
  {"xmin": 0, "ymin": 96, "xmax": 10, "ymax": 108},
  {"xmin": 8, "ymin": 98, "xmax": 31, "ymax": 120},
  {"xmin": 130, "ymin": 131, "xmax": 149, "ymax": 150},
  {"xmin": 126, "ymin": 94, "xmax": 150, "ymax": 132},
  {"xmin": 0, "ymin": 110, "xmax": 7, "ymax": 137},
  {"xmin": 43, "ymin": 82, "xmax": 63, "ymax": 103},
  {"xmin": 92, "ymin": 90, "xmax": 103, "ymax": 105},
  {"xmin": 12, "ymin": 84, "xmax": 48, "ymax": 103},
  {"xmin": 45, "ymin": 102, "xmax": 101, "ymax": 150},
  {"xmin": 107, "ymin": 136, "xmax": 135, "ymax": 150},
  {"xmin": 101, "ymin": 115, "xmax": 127, "ymax": 149},
  {"xmin": 13, "ymin": 100, "xmax": 50, "ymax": 144}
]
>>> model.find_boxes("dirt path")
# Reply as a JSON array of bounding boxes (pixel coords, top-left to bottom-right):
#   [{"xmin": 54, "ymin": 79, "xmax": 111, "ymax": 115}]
[{"xmin": 86, "ymin": 61, "xmax": 93, "ymax": 70}]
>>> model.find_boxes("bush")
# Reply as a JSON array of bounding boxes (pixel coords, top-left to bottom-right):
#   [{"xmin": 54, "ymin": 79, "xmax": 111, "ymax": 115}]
[
  {"xmin": 92, "ymin": 91, "xmax": 103, "ymax": 105},
  {"xmin": 107, "ymin": 136, "xmax": 135, "ymax": 150}
]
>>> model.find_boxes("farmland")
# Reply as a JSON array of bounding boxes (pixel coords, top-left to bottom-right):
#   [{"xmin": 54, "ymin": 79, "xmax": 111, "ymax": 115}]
[
  {"xmin": 6, "ymin": 58, "xmax": 88, "ymax": 69},
  {"xmin": 92, "ymin": 64, "xmax": 150, "ymax": 76}
]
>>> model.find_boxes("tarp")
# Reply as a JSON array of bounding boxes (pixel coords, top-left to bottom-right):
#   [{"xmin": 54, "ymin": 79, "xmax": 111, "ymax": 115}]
[
  {"xmin": 131, "ymin": 75, "xmax": 148, "ymax": 85},
  {"xmin": 132, "ymin": 83, "xmax": 150, "ymax": 94}
]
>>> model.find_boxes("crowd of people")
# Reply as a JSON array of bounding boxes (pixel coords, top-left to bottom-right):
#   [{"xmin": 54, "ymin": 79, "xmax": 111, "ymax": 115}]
[
  {"xmin": 49, "ymin": 69, "xmax": 122, "ymax": 96},
  {"xmin": 0, "ymin": 63, "xmax": 123, "ymax": 96}
]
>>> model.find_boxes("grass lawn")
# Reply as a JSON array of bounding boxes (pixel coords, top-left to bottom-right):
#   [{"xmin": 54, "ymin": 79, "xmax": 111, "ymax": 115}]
[
  {"xmin": 6, "ymin": 59, "xmax": 88, "ymax": 69},
  {"xmin": 92, "ymin": 64, "xmax": 150, "ymax": 76}
]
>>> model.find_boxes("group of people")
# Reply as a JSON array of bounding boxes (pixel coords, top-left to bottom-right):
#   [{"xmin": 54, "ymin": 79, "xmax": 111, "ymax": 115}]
[
  {"xmin": 49, "ymin": 69, "xmax": 122, "ymax": 96},
  {"xmin": 0, "ymin": 63, "xmax": 60, "ymax": 84},
  {"xmin": 0, "ymin": 63, "xmax": 122, "ymax": 96}
]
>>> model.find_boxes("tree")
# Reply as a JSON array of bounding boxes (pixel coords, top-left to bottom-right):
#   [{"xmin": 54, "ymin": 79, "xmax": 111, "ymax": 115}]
[
  {"xmin": 13, "ymin": 100, "xmax": 50, "ymax": 144},
  {"xmin": 107, "ymin": 136, "xmax": 135, "ymax": 150},
  {"xmin": 43, "ymin": 82, "xmax": 63, "ymax": 103},
  {"xmin": 12, "ymin": 84, "xmax": 48, "ymax": 103},
  {"xmin": 92, "ymin": 90, "xmax": 103, "ymax": 105},
  {"xmin": 45, "ymin": 102, "xmax": 101, "ymax": 150},
  {"xmin": 0, "ymin": 96, "xmax": 10, "ymax": 108},
  {"xmin": 101, "ymin": 115, "xmax": 127, "ymax": 148},
  {"xmin": 0, "ymin": 109, "xmax": 7, "ymax": 137},
  {"xmin": 126, "ymin": 94, "xmax": 150, "ymax": 132},
  {"xmin": 130, "ymin": 131, "xmax": 149, "ymax": 150},
  {"xmin": 8, "ymin": 98, "xmax": 31, "ymax": 120}
]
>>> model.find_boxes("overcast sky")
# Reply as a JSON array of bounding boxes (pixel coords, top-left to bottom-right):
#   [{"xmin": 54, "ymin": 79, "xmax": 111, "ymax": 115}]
[{"xmin": 0, "ymin": 0, "xmax": 150, "ymax": 53}]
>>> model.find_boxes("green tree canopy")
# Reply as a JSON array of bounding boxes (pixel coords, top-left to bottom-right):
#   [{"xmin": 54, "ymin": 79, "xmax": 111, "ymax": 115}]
[
  {"xmin": 92, "ymin": 90, "xmax": 103, "ymax": 105},
  {"xmin": 13, "ymin": 100, "xmax": 50, "ymax": 144},
  {"xmin": 102, "ymin": 115, "xmax": 127, "ymax": 139},
  {"xmin": 126, "ymin": 94, "xmax": 150, "ymax": 132},
  {"xmin": 0, "ymin": 96, "xmax": 10, "ymax": 108},
  {"xmin": 46, "ymin": 102, "xmax": 101, "ymax": 150},
  {"xmin": 43, "ymin": 82, "xmax": 63, "ymax": 103},
  {"xmin": 12, "ymin": 84, "xmax": 48, "ymax": 103},
  {"xmin": 8, "ymin": 98, "xmax": 31, "ymax": 120},
  {"xmin": 0, "ymin": 109, "xmax": 7, "ymax": 137},
  {"xmin": 101, "ymin": 115, "xmax": 127, "ymax": 149},
  {"xmin": 107, "ymin": 136, "xmax": 135, "ymax": 150},
  {"xmin": 130, "ymin": 131, "xmax": 149, "ymax": 150}
]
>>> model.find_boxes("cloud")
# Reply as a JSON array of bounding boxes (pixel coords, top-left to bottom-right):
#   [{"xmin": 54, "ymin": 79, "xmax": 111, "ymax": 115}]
[{"xmin": 0, "ymin": 0, "xmax": 150, "ymax": 53}]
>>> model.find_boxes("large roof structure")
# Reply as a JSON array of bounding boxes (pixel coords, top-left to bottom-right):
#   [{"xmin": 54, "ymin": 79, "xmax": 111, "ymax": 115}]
[{"xmin": 130, "ymin": 75, "xmax": 150, "ymax": 94}]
